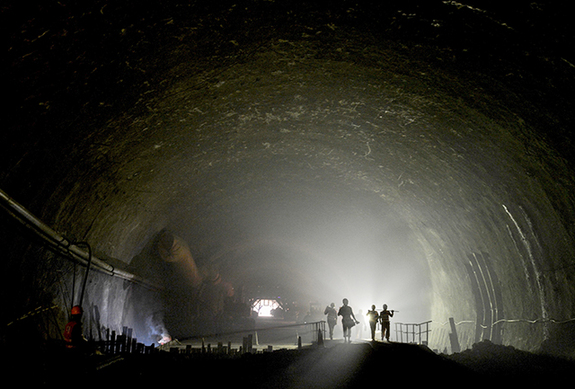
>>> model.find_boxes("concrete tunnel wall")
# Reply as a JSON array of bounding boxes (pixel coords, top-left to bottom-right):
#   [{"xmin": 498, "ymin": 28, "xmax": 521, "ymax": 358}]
[{"xmin": 2, "ymin": 1, "xmax": 575, "ymax": 355}]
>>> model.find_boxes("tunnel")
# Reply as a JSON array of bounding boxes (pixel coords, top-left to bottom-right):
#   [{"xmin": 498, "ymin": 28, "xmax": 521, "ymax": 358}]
[{"xmin": 2, "ymin": 0, "xmax": 575, "ymax": 372}]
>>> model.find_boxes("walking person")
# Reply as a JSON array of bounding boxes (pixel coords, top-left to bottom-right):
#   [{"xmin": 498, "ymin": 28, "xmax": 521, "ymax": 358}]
[
  {"xmin": 366, "ymin": 305, "xmax": 379, "ymax": 341},
  {"xmin": 379, "ymin": 304, "xmax": 394, "ymax": 341},
  {"xmin": 338, "ymin": 298, "xmax": 359, "ymax": 343},
  {"xmin": 324, "ymin": 302, "xmax": 338, "ymax": 340}
]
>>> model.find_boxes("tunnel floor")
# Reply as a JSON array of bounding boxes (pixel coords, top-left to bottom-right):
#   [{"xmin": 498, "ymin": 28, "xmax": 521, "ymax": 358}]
[{"xmin": 12, "ymin": 339, "xmax": 575, "ymax": 387}]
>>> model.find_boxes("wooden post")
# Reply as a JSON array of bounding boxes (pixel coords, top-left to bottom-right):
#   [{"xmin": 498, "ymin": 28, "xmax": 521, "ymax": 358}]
[
  {"xmin": 117, "ymin": 334, "xmax": 125, "ymax": 353},
  {"xmin": 449, "ymin": 317, "xmax": 461, "ymax": 353},
  {"xmin": 247, "ymin": 334, "xmax": 253, "ymax": 353},
  {"xmin": 126, "ymin": 328, "xmax": 133, "ymax": 353},
  {"xmin": 110, "ymin": 331, "xmax": 116, "ymax": 354},
  {"xmin": 105, "ymin": 328, "xmax": 110, "ymax": 353}
]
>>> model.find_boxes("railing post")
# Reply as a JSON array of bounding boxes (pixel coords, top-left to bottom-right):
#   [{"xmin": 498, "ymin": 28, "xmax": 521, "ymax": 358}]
[
  {"xmin": 393, "ymin": 321, "xmax": 432, "ymax": 345},
  {"xmin": 449, "ymin": 317, "xmax": 461, "ymax": 353},
  {"xmin": 418, "ymin": 323, "xmax": 422, "ymax": 345}
]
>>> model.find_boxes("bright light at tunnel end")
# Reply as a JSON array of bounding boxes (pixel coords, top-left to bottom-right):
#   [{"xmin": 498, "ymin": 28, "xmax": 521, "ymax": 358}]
[{"xmin": 252, "ymin": 298, "xmax": 281, "ymax": 317}]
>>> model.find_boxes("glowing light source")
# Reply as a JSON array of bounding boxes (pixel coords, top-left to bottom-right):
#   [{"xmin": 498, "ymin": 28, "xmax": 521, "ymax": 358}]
[{"xmin": 252, "ymin": 298, "xmax": 281, "ymax": 317}]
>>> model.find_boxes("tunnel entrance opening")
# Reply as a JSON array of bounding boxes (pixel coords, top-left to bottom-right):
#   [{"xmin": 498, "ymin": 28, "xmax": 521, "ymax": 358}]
[{"xmin": 251, "ymin": 298, "xmax": 281, "ymax": 318}]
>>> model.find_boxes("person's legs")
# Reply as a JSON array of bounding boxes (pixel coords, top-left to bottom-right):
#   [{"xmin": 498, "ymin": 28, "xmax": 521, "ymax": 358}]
[{"xmin": 382, "ymin": 322, "xmax": 390, "ymax": 341}]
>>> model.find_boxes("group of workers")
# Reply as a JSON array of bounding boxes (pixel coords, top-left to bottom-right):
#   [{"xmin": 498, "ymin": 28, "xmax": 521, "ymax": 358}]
[
  {"xmin": 366, "ymin": 304, "xmax": 395, "ymax": 341},
  {"xmin": 324, "ymin": 299, "xmax": 395, "ymax": 343}
]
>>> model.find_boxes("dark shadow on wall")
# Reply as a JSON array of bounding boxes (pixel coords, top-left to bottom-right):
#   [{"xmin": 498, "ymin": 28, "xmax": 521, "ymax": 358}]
[
  {"xmin": 127, "ymin": 229, "xmax": 250, "ymax": 341},
  {"xmin": 126, "ymin": 230, "xmax": 178, "ymax": 342}
]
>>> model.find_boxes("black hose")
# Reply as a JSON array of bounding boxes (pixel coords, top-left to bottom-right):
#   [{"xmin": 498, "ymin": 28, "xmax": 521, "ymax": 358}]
[{"xmin": 74, "ymin": 241, "xmax": 93, "ymax": 309}]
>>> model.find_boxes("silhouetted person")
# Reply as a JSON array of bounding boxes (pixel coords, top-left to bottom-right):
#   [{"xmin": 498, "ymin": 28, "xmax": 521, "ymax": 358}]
[
  {"xmin": 63, "ymin": 305, "xmax": 88, "ymax": 352},
  {"xmin": 338, "ymin": 298, "xmax": 359, "ymax": 343},
  {"xmin": 324, "ymin": 303, "xmax": 337, "ymax": 340},
  {"xmin": 379, "ymin": 304, "xmax": 394, "ymax": 341},
  {"xmin": 366, "ymin": 305, "xmax": 379, "ymax": 341}
]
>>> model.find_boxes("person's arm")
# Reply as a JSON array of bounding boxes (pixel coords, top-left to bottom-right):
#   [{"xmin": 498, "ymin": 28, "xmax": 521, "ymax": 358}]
[{"xmin": 351, "ymin": 309, "xmax": 359, "ymax": 323}]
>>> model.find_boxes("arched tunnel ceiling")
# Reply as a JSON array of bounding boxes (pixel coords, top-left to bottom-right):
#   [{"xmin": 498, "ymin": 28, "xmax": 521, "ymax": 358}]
[{"xmin": 3, "ymin": 1, "xmax": 575, "ymax": 349}]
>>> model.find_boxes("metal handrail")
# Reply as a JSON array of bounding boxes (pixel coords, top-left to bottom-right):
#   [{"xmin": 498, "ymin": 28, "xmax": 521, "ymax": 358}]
[
  {"xmin": 179, "ymin": 320, "xmax": 326, "ymax": 341},
  {"xmin": 439, "ymin": 317, "xmax": 575, "ymax": 327},
  {"xmin": 394, "ymin": 321, "xmax": 432, "ymax": 344}
]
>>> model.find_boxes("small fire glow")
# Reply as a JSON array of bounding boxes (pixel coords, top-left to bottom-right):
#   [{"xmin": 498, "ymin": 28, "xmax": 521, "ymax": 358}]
[{"xmin": 159, "ymin": 334, "xmax": 172, "ymax": 345}]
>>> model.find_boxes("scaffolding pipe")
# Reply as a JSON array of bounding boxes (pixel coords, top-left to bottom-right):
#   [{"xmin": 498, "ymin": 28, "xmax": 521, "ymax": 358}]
[{"xmin": 0, "ymin": 188, "xmax": 161, "ymax": 290}]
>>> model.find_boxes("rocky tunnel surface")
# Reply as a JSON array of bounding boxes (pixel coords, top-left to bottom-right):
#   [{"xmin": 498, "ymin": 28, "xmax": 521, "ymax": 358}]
[{"xmin": 2, "ymin": 0, "xmax": 575, "ymax": 358}]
